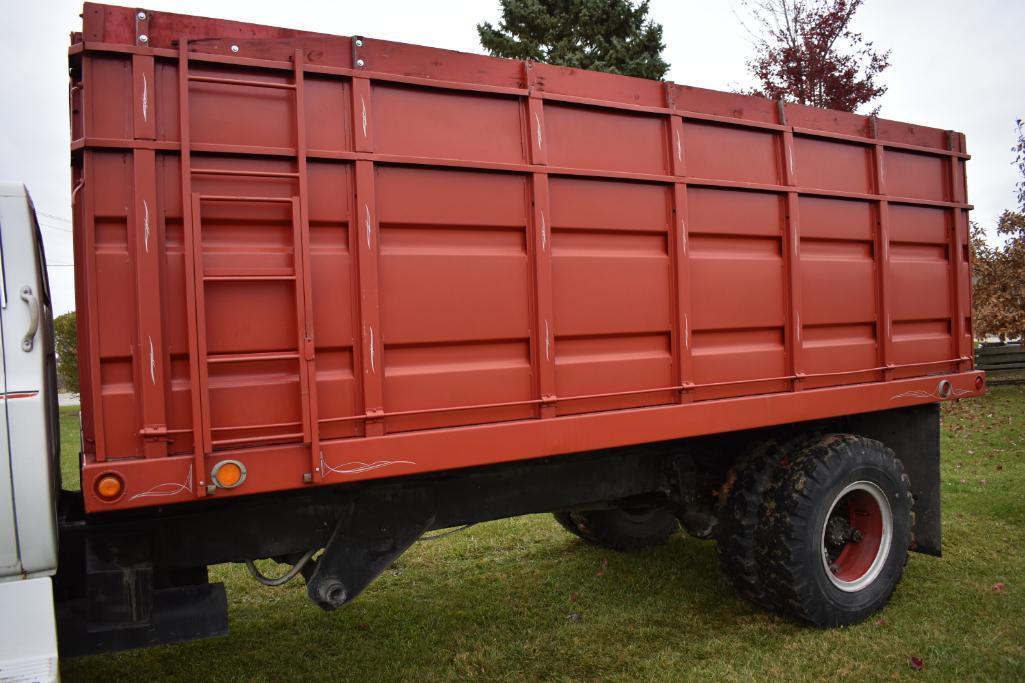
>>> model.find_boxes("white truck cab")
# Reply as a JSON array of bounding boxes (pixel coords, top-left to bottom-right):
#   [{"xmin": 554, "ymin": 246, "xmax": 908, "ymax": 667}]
[{"xmin": 0, "ymin": 182, "xmax": 60, "ymax": 682}]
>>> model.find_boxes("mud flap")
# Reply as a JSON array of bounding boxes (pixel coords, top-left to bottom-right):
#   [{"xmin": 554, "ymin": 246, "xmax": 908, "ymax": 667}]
[
  {"xmin": 57, "ymin": 582, "xmax": 227, "ymax": 658},
  {"xmin": 846, "ymin": 403, "xmax": 942, "ymax": 556}
]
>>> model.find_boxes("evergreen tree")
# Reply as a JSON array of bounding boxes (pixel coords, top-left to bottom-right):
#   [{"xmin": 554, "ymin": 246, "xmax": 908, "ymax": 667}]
[{"xmin": 478, "ymin": 0, "xmax": 669, "ymax": 80}]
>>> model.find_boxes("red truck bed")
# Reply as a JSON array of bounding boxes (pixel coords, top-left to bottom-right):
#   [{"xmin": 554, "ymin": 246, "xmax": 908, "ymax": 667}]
[{"xmin": 70, "ymin": 3, "xmax": 983, "ymax": 512}]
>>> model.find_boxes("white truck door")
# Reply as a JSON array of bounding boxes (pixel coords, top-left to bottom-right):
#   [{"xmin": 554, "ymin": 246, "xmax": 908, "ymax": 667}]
[
  {"xmin": 0, "ymin": 182, "xmax": 60, "ymax": 683},
  {"xmin": 0, "ymin": 204, "xmax": 18, "ymax": 575},
  {"xmin": 0, "ymin": 182, "xmax": 59, "ymax": 578}
]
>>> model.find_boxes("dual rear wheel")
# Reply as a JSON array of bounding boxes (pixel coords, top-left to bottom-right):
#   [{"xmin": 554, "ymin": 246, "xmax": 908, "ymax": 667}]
[
  {"xmin": 551, "ymin": 433, "xmax": 913, "ymax": 628},
  {"xmin": 717, "ymin": 434, "xmax": 913, "ymax": 627},
  {"xmin": 553, "ymin": 506, "xmax": 680, "ymax": 551}
]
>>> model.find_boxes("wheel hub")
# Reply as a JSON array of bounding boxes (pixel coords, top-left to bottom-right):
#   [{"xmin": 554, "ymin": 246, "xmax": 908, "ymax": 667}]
[{"xmin": 820, "ymin": 481, "xmax": 892, "ymax": 592}]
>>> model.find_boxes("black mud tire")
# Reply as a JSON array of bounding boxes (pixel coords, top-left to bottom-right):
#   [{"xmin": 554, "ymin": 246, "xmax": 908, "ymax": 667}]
[
  {"xmin": 551, "ymin": 507, "xmax": 679, "ymax": 551},
  {"xmin": 756, "ymin": 434, "xmax": 913, "ymax": 627},
  {"xmin": 717, "ymin": 439, "xmax": 790, "ymax": 609},
  {"xmin": 716, "ymin": 435, "xmax": 819, "ymax": 609},
  {"xmin": 552, "ymin": 511, "xmax": 586, "ymax": 539}
]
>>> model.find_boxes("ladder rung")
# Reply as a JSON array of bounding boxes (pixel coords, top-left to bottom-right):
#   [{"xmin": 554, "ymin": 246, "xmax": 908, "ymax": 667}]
[
  {"xmin": 213, "ymin": 432, "xmax": 304, "ymax": 448},
  {"xmin": 204, "ymin": 275, "xmax": 296, "ymax": 283},
  {"xmin": 211, "ymin": 420, "xmax": 303, "ymax": 434},
  {"xmin": 204, "ymin": 267, "xmax": 295, "ymax": 278},
  {"xmin": 192, "ymin": 168, "xmax": 299, "ymax": 179},
  {"xmin": 199, "ymin": 195, "xmax": 294, "ymax": 204},
  {"xmin": 207, "ymin": 351, "xmax": 299, "ymax": 364},
  {"xmin": 189, "ymin": 74, "xmax": 296, "ymax": 90}
]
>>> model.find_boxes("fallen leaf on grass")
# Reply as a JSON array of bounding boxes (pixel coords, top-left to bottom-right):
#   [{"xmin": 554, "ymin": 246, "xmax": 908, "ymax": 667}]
[
  {"xmin": 874, "ymin": 617, "xmax": 888, "ymax": 627},
  {"xmin": 909, "ymin": 656, "xmax": 924, "ymax": 671},
  {"xmin": 596, "ymin": 558, "xmax": 608, "ymax": 577},
  {"xmin": 570, "ymin": 592, "xmax": 579, "ymax": 603}
]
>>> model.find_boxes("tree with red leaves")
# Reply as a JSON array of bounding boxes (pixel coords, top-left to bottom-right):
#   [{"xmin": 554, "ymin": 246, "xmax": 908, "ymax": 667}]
[
  {"xmin": 972, "ymin": 120, "xmax": 1025, "ymax": 342},
  {"xmin": 1015, "ymin": 118, "xmax": 1025, "ymax": 209},
  {"xmin": 740, "ymin": 0, "xmax": 890, "ymax": 114}
]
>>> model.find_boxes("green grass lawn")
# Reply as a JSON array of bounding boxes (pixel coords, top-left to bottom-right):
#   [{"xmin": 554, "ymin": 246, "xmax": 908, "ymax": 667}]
[
  {"xmin": 59, "ymin": 387, "xmax": 1025, "ymax": 681},
  {"xmin": 59, "ymin": 405, "xmax": 82, "ymax": 491}
]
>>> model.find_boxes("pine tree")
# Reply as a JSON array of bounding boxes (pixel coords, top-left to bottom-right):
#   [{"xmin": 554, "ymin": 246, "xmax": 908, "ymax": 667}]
[{"xmin": 478, "ymin": 0, "xmax": 669, "ymax": 80}]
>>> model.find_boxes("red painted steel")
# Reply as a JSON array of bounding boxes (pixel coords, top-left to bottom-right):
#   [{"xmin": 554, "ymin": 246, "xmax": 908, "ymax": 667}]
[{"xmin": 70, "ymin": 4, "xmax": 983, "ymax": 512}]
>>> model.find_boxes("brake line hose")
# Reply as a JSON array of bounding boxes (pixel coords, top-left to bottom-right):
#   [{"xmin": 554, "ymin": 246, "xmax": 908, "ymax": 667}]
[
  {"xmin": 246, "ymin": 523, "xmax": 476, "ymax": 587},
  {"xmin": 245, "ymin": 548, "xmax": 318, "ymax": 587}
]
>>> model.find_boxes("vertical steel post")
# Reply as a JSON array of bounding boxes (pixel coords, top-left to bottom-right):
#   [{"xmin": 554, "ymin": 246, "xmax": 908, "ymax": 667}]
[
  {"xmin": 130, "ymin": 53, "xmax": 168, "ymax": 458},
  {"xmin": 779, "ymin": 103, "xmax": 804, "ymax": 391},
  {"xmin": 525, "ymin": 62, "xmax": 556, "ymax": 418},
  {"xmin": 179, "ymin": 40, "xmax": 209, "ymax": 494},
  {"xmin": 947, "ymin": 132, "xmax": 971, "ymax": 372},
  {"xmin": 350, "ymin": 39, "xmax": 385, "ymax": 435},
  {"xmin": 293, "ymin": 49, "xmax": 321, "ymax": 478},
  {"xmin": 353, "ymin": 158, "xmax": 384, "ymax": 436},
  {"xmin": 871, "ymin": 120, "xmax": 894, "ymax": 382},
  {"xmin": 77, "ymin": 51, "xmax": 106, "ymax": 459},
  {"xmin": 350, "ymin": 72, "xmax": 384, "ymax": 439},
  {"xmin": 667, "ymin": 83, "xmax": 694, "ymax": 402}
]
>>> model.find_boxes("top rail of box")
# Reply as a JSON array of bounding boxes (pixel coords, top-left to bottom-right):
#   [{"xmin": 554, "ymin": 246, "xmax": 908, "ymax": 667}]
[{"xmin": 73, "ymin": 3, "xmax": 967, "ymax": 158}]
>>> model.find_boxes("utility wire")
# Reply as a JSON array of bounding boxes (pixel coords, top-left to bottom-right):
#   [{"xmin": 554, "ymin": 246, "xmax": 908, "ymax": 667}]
[
  {"xmin": 39, "ymin": 222, "xmax": 73, "ymax": 234},
  {"xmin": 37, "ymin": 211, "xmax": 72, "ymax": 224}
]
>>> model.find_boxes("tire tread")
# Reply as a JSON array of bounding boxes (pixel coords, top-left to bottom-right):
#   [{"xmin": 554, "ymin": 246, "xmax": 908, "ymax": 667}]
[{"xmin": 755, "ymin": 434, "xmax": 914, "ymax": 627}]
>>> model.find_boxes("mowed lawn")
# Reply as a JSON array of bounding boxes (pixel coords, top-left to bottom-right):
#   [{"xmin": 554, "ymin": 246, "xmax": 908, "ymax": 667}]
[{"xmin": 61, "ymin": 387, "xmax": 1025, "ymax": 681}]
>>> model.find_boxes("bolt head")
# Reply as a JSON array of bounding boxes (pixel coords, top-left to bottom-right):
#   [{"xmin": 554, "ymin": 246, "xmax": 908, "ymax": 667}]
[
  {"xmin": 138, "ymin": 34, "xmax": 148, "ymax": 43},
  {"xmin": 137, "ymin": 11, "xmax": 146, "ymax": 21},
  {"xmin": 355, "ymin": 39, "xmax": 363, "ymax": 47},
  {"xmin": 230, "ymin": 44, "xmax": 240, "ymax": 53},
  {"xmin": 356, "ymin": 58, "xmax": 365, "ymax": 67}
]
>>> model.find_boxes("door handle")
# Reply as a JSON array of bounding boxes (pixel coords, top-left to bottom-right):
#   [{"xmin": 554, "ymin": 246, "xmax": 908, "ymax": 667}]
[{"xmin": 20, "ymin": 285, "xmax": 39, "ymax": 352}]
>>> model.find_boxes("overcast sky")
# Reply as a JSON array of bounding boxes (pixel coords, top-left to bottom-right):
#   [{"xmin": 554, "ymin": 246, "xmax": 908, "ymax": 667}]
[{"xmin": 1, "ymin": 0, "xmax": 1022, "ymax": 315}]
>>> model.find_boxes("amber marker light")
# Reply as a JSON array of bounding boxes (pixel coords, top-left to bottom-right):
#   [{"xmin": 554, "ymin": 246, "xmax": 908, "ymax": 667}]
[
  {"xmin": 95, "ymin": 473, "xmax": 124, "ymax": 502},
  {"xmin": 211, "ymin": 460, "xmax": 247, "ymax": 489}
]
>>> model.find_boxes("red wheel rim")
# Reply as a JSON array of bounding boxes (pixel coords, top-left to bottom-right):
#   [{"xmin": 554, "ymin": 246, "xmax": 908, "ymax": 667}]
[{"xmin": 821, "ymin": 481, "xmax": 892, "ymax": 592}]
